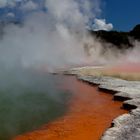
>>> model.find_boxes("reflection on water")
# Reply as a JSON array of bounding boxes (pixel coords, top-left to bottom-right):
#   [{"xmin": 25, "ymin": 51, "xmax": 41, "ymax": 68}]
[{"xmin": 0, "ymin": 72, "xmax": 71, "ymax": 140}]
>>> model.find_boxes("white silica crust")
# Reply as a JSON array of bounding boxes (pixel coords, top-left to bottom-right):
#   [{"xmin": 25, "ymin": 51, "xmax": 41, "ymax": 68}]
[{"xmin": 77, "ymin": 75, "xmax": 140, "ymax": 140}]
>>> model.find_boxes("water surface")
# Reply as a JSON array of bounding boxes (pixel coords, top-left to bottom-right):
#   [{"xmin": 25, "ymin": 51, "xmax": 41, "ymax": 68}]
[
  {"xmin": 0, "ymin": 73, "xmax": 71, "ymax": 140},
  {"xmin": 14, "ymin": 76, "xmax": 128, "ymax": 140}
]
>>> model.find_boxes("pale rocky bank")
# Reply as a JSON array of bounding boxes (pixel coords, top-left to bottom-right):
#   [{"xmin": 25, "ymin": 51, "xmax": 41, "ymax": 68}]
[{"xmin": 64, "ymin": 67, "xmax": 140, "ymax": 140}]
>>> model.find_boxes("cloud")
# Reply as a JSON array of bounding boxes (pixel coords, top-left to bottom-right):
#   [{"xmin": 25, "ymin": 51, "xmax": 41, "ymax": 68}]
[
  {"xmin": 0, "ymin": 0, "xmax": 102, "ymax": 24},
  {"xmin": 0, "ymin": 0, "xmax": 19, "ymax": 8},
  {"xmin": 0, "ymin": 0, "xmax": 7, "ymax": 8},
  {"xmin": 45, "ymin": 0, "xmax": 87, "ymax": 26},
  {"xmin": 91, "ymin": 18, "xmax": 113, "ymax": 31},
  {"xmin": 20, "ymin": 0, "xmax": 38, "ymax": 11},
  {"xmin": 6, "ymin": 12, "xmax": 15, "ymax": 18},
  {"xmin": 0, "ymin": 0, "xmax": 103, "ymax": 72},
  {"xmin": 44, "ymin": 0, "xmax": 102, "ymax": 27},
  {"xmin": 0, "ymin": 0, "xmax": 38, "ymax": 9}
]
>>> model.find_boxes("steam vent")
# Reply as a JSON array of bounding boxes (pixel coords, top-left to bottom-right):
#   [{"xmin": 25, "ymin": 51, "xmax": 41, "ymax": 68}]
[{"xmin": 0, "ymin": 0, "xmax": 140, "ymax": 140}]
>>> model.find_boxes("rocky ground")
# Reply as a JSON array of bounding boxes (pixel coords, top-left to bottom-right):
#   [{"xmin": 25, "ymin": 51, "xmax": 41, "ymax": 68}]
[{"xmin": 65, "ymin": 68, "xmax": 140, "ymax": 140}]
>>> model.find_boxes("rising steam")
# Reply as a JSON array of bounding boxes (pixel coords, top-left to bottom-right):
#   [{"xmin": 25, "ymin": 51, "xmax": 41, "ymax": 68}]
[
  {"xmin": 0, "ymin": 0, "xmax": 139, "ymax": 79},
  {"xmin": 0, "ymin": 1, "xmax": 140, "ymax": 139},
  {"xmin": 0, "ymin": 0, "xmax": 101, "ymax": 72}
]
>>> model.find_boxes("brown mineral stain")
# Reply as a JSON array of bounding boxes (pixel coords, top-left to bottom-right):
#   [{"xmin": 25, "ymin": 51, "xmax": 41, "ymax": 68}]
[{"xmin": 13, "ymin": 76, "xmax": 127, "ymax": 140}]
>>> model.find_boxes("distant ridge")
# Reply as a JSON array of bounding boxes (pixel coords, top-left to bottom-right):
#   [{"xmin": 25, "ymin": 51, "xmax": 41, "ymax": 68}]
[{"xmin": 89, "ymin": 24, "xmax": 140, "ymax": 49}]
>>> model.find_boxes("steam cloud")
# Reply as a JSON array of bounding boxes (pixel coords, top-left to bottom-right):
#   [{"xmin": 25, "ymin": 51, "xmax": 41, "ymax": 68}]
[
  {"xmin": 0, "ymin": 0, "xmax": 139, "ymax": 75},
  {"xmin": 0, "ymin": 0, "xmax": 102, "ymax": 72},
  {"xmin": 0, "ymin": 1, "xmax": 140, "ymax": 139},
  {"xmin": 0, "ymin": 0, "xmax": 112, "ymax": 97}
]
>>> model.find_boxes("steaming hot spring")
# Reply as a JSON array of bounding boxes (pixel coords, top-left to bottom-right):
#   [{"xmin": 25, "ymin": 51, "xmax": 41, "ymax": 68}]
[
  {"xmin": 0, "ymin": 61, "xmax": 139, "ymax": 140},
  {"xmin": 0, "ymin": 0, "xmax": 140, "ymax": 140},
  {"xmin": 10, "ymin": 62, "xmax": 139, "ymax": 140}
]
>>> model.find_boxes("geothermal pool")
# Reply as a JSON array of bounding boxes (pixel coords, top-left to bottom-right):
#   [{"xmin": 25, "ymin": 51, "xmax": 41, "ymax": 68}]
[
  {"xmin": 0, "ymin": 73, "xmax": 71, "ymax": 140},
  {"xmin": 12, "ymin": 75, "xmax": 127, "ymax": 140}
]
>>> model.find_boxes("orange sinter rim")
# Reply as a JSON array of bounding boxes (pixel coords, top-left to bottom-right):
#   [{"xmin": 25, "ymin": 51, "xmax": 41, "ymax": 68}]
[{"xmin": 13, "ymin": 76, "xmax": 127, "ymax": 140}]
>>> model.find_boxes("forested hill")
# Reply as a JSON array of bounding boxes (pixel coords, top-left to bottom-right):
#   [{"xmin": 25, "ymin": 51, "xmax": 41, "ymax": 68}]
[{"xmin": 89, "ymin": 24, "xmax": 140, "ymax": 49}]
